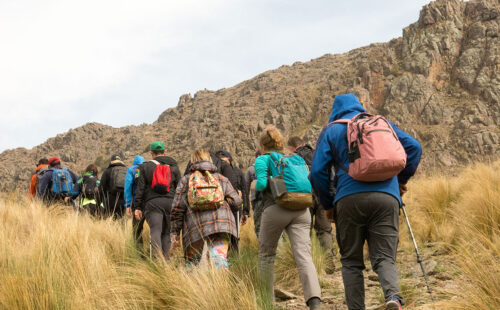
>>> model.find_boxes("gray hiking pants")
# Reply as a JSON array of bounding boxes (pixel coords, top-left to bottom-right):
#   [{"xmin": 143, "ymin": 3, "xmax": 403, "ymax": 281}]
[
  {"xmin": 258, "ymin": 204, "xmax": 321, "ymax": 303},
  {"xmin": 145, "ymin": 197, "xmax": 172, "ymax": 260},
  {"xmin": 311, "ymin": 198, "xmax": 335, "ymax": 255},
  {"xmin": 335, "ymin": 192, "xmax": 403, "ymax": 310}
]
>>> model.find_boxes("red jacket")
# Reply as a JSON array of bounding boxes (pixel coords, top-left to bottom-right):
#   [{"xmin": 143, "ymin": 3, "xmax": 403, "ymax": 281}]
[{"xmin": 29, "ymin": 164, "xmax": 49, "ymax": 197}]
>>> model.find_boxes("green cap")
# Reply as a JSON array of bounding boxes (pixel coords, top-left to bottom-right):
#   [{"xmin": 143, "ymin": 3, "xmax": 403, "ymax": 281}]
[{"xmin": 150, "ymin": 141, "xmax": 165, "ymax": 151}]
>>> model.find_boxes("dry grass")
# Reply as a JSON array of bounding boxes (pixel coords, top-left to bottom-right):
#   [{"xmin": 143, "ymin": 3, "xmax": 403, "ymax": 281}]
[{"xmin": 401, "ymin": 160, "xmax": 500, "ymax": 309}]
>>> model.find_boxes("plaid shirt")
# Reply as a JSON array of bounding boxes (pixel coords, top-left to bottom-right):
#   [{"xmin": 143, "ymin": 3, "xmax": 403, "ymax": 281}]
[{"xmin": 171, "ymin": 161, "xmax": 242, "ymax": 247}]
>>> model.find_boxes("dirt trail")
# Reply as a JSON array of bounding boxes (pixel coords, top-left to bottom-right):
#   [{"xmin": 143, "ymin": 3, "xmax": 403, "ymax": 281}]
[{"xmin": 276, "ymin": 244, "xmax": 456, "ymax": 309}]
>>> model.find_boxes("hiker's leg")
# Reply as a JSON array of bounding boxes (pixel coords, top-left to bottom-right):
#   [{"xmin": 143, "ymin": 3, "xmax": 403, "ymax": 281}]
[
  {"xmin": 184, "ymin": 239, "xmax": 204, "ymax": 268},
  {"xmin": 258, "ymin": 204, "xmax": 289, "ymax": 302},
  {"xmin": 145, "ymin": 209, "xmax": 164, "ymax": 259},
  {"xmin": 253, "ymin": 199, "xmax": 264, "ymax": 238},
  {"xmin": 366, "ymin": 193, "xmax": 404, "ymax": 304},
  {"xmin": 207, "ymin": 233, "xmax": 230, "ymax": 269},
  {"xmin": 313, "ymin": 198, "xmax": 336, "ymax": 274},
  {"xmin": 161, "ymin": 209, "xmax": 171, "ymax": 260},
  {"xmin": 314, "ymin": 201, "xmax": 335, "ymax": 253},
  {"xmin": 285, "ymin": 209, "xmax": 321, "ymax": 302},
  {"xmin": 336, "ymin": 194, "xmax": 368, "ymax": 310}
]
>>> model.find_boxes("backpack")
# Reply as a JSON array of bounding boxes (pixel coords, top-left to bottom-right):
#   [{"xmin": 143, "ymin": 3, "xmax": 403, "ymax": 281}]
[
  {"xmin": 332, "ymin": 112, "xmax": 407, "ymax": 182},
  {"xmin": 267, "ymin": 152, "xmax": 312, "ymax": 210},
  {"xmin": 187, "ymin": 170, "xmax": 225, "ymax": 211},
  {"xmin": 36, "ymin": 166, "xmax": 49, "ymax": 195},
  {"xmin": 51, "ymin": 168, "xmax": 74, "ymax": 195},
  {"xmin": 150, "ymin": 160, "xmax": 171, "ymax": 195},
  {"xmin": 82, "ymin": 175, "xmax": 99, "ymax": 199},
  {"xmin": 109, "ymin": 166, "xmax": 127, "ymax": 193}
]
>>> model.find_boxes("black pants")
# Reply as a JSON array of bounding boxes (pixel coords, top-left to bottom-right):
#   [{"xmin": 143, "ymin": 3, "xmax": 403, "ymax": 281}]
[
  {"xmin": 132, "ymin": 215, "xmax": 145, "ymax": 246},
  {"xmin": 144, "ymin": 197, "xmax": 172, "ymax": 260},
  {"xmin": 335, "ymin": 192, "xmax": 403, "ymax": 310}
]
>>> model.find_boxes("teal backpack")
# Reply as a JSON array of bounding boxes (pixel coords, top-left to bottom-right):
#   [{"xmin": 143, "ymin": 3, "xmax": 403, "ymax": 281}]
[{"xmin": 268, "ymin": 152, "xmax": 312, "ymax": 210}]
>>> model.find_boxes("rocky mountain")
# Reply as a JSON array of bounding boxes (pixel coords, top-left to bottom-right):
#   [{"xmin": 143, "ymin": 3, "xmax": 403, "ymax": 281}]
[{"xmin": 1, "ymin": 0, "xmax": 499, "ymax": 192}]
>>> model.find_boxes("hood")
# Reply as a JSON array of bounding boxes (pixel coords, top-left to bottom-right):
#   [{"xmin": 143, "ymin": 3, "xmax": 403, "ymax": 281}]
[
  {"xmin": 154, "ymin": 156, "xmax": 178, "ymax": 166},
  {"xmin": 328, "ymin": 93, "xmax": 366, "ymax": 123},
  {"xmin": 191, "ymin": 161, "xmax": 218, "ymax": 173},
  {"xmin": 133, "ymin": 156, "xmax": 145, "ymax": 165},
  {"xmin": 35, "ymin": 164, "xmax": 48, "ymax": 173}
]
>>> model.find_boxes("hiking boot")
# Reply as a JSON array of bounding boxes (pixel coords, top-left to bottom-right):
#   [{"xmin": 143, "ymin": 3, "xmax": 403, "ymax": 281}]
[
  {"xmin": 385, "ymin": 296, "xmax": 402, "ymax": 310},
  {"xmin": 324, "ymin": 251, "xmax": 336, "ymax": 274},
  {"xmin": 306, "ymin": 297, "xmax": 322, "ymax": 310}
]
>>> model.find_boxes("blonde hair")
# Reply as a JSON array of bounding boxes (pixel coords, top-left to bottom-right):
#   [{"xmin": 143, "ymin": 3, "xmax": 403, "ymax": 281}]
[
  {"xmin": 259, "ymin": 125, "xmax": 284, "ymax": 152},
  {"xmin": 191, "ymin": 149, "xmax": 212, "ymax": 163}
]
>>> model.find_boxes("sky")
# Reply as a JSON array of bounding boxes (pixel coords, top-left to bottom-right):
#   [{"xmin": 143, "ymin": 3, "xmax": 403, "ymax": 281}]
[{"xmin": 0, "ymin": 0, "xmax": 431, "ymax": 152}]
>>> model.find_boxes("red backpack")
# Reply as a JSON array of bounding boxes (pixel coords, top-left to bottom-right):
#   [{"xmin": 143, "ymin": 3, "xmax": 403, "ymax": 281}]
[
  {"xmin": 151, "ymin": 160, "xmax": 171, "ymax": 194},
  {"xmin": 333, "ymin": 113, "xmax": 407, "ymax": 182}
]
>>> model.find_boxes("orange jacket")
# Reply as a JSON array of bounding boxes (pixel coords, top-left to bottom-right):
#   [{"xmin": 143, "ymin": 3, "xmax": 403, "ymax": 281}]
[{"xmin": 29, "ymin": 164, "xmax": 49, "ymax": 197}]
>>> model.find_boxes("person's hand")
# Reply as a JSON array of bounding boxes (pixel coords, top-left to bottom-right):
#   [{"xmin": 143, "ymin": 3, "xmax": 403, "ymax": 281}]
[
  {"xmin": 250, "ymin": 180, "xmax": 257, "ymax": 190},
  {"xmin": 64, "ymin": 197, "xmax": 70, "ymax": 203},
  {"xmin": 238, "ymin": 190, "xmax": 242, "ymax": 199},
  {"xmin": 399, "ymin": 183, "xmax": 408, "ymax": 197},
  {"xmin": 126, "ymin": 207, "xmax": 132, "ymax": 218},
  {"xmin": 241, "ymin": 214, "xmax": 248, "ymax": 225},
  {"xmin": 325, "ymin": 208, "xmax": 335, "ymax": 223},
  {"xmin": 134, "ymin": 209, "xmax": 143, "ymax": 220}
]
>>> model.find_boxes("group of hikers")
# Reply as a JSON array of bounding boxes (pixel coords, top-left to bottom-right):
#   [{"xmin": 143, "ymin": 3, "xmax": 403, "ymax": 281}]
[{"xmin": 28, "ymin": 94, "xmax": 422, "ymax": 310}]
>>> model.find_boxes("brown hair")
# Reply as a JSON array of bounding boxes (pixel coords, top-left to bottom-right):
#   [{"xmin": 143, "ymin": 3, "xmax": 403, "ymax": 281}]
[
  {"xmin": 259, "ymin": 125, "xmax": 284, "ymax": 152},
  {"xmin": 287, "ymin": 136, "xmax": 305, "ymax": 148},
  {"xmin": 190, "ymin": 149, "xmax": 212, "ymax": 163},
  {"xmin": 85, "ymin": 164, "xmax": 99, "ymax": 176}
]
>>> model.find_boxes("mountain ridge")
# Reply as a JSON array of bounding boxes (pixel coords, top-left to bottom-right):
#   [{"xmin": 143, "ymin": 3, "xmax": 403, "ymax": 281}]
[{"xmin": 1, "ymin": 0, "xmax": 499, "ymax": 192}]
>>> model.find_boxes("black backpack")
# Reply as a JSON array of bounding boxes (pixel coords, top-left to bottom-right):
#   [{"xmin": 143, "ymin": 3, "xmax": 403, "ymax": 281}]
[
  {"xmin": 82, "ymin": 175, "xmax": 99, "ymax": 199},
  {"xmin": 110, "ymin": 166, "xmax": 127, "ymax": 193},
  {"xmin": 35, "ymin": 166, "xmax": 49, "ymax": 195}
]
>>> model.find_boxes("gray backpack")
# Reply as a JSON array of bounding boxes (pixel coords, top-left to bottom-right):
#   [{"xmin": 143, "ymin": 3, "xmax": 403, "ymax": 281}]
[
  {"xmin": 110, "ymin": 166, "xmax": 127, "ymax": 193},
  {"xmin": 35, "ymin": 166, "xmax": 49, "ymax": 196}
]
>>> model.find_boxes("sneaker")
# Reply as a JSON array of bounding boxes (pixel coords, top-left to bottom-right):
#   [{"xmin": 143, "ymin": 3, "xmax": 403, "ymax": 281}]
[{"xmin": 385, "ymin": 296, "xmax": 402, "ymax": 310}]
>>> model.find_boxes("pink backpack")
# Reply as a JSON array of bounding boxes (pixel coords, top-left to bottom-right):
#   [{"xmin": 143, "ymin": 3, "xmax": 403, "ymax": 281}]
[{"xmin": 333, "ymin": 113, "xmax": 407, "ymax": 182}]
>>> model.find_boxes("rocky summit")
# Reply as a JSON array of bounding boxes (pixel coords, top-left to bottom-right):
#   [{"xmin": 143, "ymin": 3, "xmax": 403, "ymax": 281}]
[{"xmin": 0, "ymin": 0, "xmax": 499, "ymax": 192}]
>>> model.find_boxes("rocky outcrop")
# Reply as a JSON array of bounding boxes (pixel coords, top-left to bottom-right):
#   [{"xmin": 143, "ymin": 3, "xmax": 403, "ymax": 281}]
[{"xmin": 0, "ymin": 0, "xmax": 498, "ymax": 192}]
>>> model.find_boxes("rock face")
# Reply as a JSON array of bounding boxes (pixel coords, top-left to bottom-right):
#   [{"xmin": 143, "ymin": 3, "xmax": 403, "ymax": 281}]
[{"xmin": 0, "ymin": 0, "xmax": 499, "ymax": 192}]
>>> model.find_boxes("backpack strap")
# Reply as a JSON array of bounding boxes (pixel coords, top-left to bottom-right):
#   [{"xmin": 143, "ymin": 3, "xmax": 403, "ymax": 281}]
[{"xmin": 150, "ymin": 160, "xmax": 160, "ymax": 165}]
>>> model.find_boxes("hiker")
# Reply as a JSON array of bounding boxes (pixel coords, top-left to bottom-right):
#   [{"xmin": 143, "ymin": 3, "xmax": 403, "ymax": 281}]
[
  {"xmin": 72, "ymin": 164, "xmax": 103, "ymax": 217},
  {"xmin": 29, "ymin": 158, "xmax": 49, "ymax": 198},
  {"xmin": 171, "ymin": 149, "xmax": 242, "ymax": 269},
  {"xmin": 288, "ymin": 136, "xmax": 337, "ymax": 274},
  {"xmin": 244, "ymin": 149, "xmax": 264, "ymax": 238},
  {"xmin": 38, "ymin": 157, "xmax": 78, "ymax": 206},
  {"xmin": 215, "ymin": 150, "xmax": 249, "ymax": 223},
  {"xmin": 215, "ymin": 150, "xmax": 249, "ymax": 254},
  {"xmin": 124, "ymin": 155, "xmax": 146, "ymax": 248},
  {"xmin": 310, "ymin": 93, "xmax": 422, "ymax": 310},
  {"xmin": 255, "ymin": 126, "xmax": 322, "ymax": 310},
  {"xmin": 100, "ymin": 154, "xmax": 127, "ymax": 218},
  {"xmin": 134, "ymin": 142, "xmax": 181, "ymax": 260}
]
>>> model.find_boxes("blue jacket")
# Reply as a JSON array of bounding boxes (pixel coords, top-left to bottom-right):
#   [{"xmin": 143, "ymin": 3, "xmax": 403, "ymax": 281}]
[
  {"xmin": 124, "ymin": 156, "xmax": 145, "ymax": 208},
  {"xmin": 310, "ymin": 93, "xmax": 422, "ymax": 210}
]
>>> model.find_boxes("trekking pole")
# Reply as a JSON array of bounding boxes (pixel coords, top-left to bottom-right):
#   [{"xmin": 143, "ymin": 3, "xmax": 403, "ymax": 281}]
[
  {"xmin": 401, "ymin": 203, "xmax": 434, "ymax": 301},
  {"xmin": 236, "ymin": 210, "xmax": 241, "ymax": 255}
]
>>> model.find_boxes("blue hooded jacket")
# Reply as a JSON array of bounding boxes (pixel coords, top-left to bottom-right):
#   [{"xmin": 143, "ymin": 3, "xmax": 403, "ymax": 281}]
[
  {"xmin": 124, "ymin": 155, "xmax": 145, "ymax": 208},
  {"xmin": 310, "ymin": 93, "xmax": 422, "ymax": 210}
]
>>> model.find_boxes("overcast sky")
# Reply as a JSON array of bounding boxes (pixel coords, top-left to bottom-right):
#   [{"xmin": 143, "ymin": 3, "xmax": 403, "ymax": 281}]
[{"xmin": 0, "ymin": 0, "xmax": 431, "ymax": 152}]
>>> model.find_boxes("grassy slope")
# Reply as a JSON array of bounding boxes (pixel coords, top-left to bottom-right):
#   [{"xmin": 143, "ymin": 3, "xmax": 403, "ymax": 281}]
[{"xmin": 0, "ymin": 161, "xmax": 498, "ymax": 309}]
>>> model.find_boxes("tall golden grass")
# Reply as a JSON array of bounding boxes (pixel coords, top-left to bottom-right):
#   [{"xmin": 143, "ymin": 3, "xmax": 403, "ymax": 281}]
[
  {"xmin": 0, "ymin": 160, "xmax": 498, "ymax": 309},
  {"xmin": 402, "ymin": 160, "xmax": 500, "ymax": 309}
]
